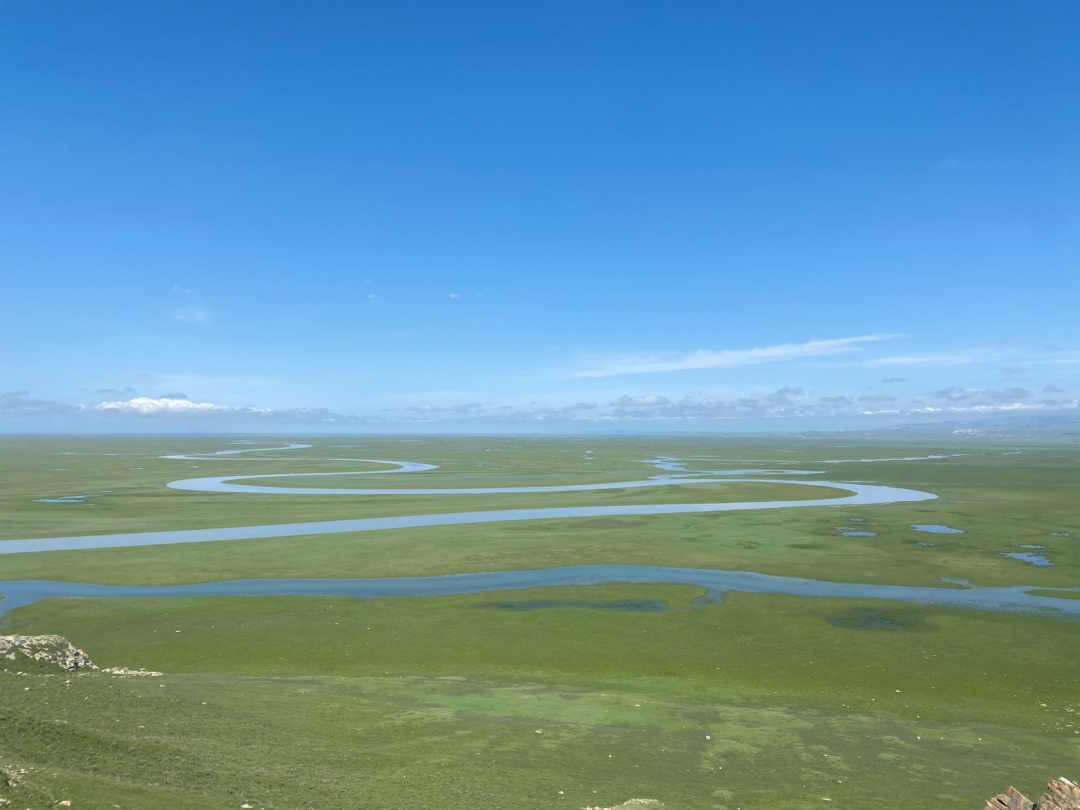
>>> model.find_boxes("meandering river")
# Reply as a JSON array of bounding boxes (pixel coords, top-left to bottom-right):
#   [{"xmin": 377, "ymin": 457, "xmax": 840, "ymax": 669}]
[
  {"xmin": 5, "ymin": 447, "xmax": 1074, "ymax": 619},
  {"xmin": 4, "ymin": 452, "xmax": 934, "ymax": 553},
  {"xmin": 1, "ymin": 566, "xmax": 1077, "ymax": 617}
]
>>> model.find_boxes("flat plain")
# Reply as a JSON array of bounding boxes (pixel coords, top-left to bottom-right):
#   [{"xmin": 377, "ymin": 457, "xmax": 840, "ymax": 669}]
[{"xmin": 1, "ymin": 434, "xmax": 1078, "ymax": 810}]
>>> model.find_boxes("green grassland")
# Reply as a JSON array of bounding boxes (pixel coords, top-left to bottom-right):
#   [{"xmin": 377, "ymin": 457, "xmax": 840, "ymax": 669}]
[{"xmin": 2, "ymin": 434, "xmax": 1078, "ymax": 809}]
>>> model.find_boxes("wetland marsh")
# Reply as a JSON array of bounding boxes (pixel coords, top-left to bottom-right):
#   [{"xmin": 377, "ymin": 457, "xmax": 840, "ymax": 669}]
[{"xmin": 2, "ymin": 434, "xmax": 1078, "ymax": 810}]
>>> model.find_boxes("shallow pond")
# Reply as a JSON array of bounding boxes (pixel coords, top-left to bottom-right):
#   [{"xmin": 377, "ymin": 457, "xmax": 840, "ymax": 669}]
[{"xmin": 1001, "ymin": 552, "xmax": 1055, "ymax": 567}]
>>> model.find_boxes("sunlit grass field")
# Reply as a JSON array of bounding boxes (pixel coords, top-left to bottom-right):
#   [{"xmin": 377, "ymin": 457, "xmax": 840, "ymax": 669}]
[{"xmin": 2, "ymin": 434, "xmax": 1078, "ymax": 809}]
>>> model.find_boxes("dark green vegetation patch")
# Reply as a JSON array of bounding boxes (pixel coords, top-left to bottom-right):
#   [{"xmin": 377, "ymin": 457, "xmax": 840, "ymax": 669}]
[{"xmin": 824, "ymin": 607, "xmax": 932, "ymax": 631}]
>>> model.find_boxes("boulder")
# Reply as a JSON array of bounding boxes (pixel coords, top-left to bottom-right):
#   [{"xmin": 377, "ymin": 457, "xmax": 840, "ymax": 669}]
[
  {"xmin": 985, "ymin": 779, "xmax": 1080, "ymax": 810},
  {"xmin": 1034, "ymin": 779, "xmax": 1080, "ymax": 810}
]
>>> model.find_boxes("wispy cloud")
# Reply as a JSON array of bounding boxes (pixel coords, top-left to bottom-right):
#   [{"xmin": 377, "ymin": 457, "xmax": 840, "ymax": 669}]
[
  {"xmin": 1, "ymin": 391, "xmax": 81, "ymax": 417},
  {"xmin": 927, "ymin": 387, "xmax": 1031, "ymax": 403},
  {"xmin": 573, "ymin": 335, "xmax": 895, "ymax": 378},
  {"xmin": 171, "ymin": 307, "xmax": 213, "ymax": 327},
  {"xmin": 1039, "ymin": 351, "xmax": 1080, "ymax": 365},
  {"xmin": 389, "ymin": 402, "xmax": 485, "ymax": 414},
  {"xmin": 80, "ymin": 387, "xmax": 136, "ymax": 396},
  {"xmin": 826, "ymin": 353, "xmax": 986, "ymax": 367},
  {"xmin": 829, "ymin": 348, "xmax": 1080, "ymax": 368},
  {"xmin": 611, "ymin": 394, "xmax": 672, "ymax": 407}
]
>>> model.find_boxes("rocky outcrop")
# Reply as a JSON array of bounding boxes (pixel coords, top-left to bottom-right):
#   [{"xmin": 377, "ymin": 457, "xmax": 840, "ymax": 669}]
[
  {"xmin": 0, "ymin": 635, "xmax": 96, "ymax": 671},
  {"xmin": 0, "ymin": 635, "xmax": 161, "ymax": 676},
  {"xmin": 985, "ymin": 779, "xmax": 1080, "ymax": 810}
]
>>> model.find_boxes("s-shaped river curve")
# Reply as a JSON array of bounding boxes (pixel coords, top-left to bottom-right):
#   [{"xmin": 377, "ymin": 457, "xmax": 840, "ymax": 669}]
[
  {"xmin": 7, "ymin": 448, "xmax": 1076, "ymax": 621},
  {"xmin": 2, "ymin": 450, "xmax": 937, "ymax": 554}
]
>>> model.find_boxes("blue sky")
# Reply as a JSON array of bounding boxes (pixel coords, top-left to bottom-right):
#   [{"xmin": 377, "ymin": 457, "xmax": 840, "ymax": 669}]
[{"xmin": 2, "ymin": 1, "xmax": 1078, "ymax": 432}]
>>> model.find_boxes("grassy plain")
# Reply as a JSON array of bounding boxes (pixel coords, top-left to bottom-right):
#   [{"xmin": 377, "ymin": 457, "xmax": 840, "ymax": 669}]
[{"xmin": 1, "ymin": 434, "xmax": 1078, "ymax": 809}]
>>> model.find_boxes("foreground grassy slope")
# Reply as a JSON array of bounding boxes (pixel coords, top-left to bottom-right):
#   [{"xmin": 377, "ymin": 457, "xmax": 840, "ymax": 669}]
[{"xmin": 4, "ymin": 584, "xmax": 1079, "ymax": 810}]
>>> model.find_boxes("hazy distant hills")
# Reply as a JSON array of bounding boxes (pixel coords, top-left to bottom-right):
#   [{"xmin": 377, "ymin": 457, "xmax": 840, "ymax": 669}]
[{"xmin": 884, "ymin": 411, "xmax": 1080, "ymax": 433}]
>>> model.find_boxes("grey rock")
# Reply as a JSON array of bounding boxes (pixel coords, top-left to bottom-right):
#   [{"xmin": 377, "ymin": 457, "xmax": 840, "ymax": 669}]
[
  {"xmin": 1034, "ymin": 779, "xmax": 1080, "ymax": 810},
  {"xmin": 985, "ymin": 779, "xmax": 1080, "ymax": 810},
  {"xmin": 0, "ymin": 634, "xmax": 96, "ymax": 671}
]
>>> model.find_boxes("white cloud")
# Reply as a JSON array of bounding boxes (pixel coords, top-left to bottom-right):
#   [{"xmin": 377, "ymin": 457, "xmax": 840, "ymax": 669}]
[
  {"xmin": 573, "ymin": 335, "xmax": 894, "ymax": 378},
  {"xmin": 77, "ymin": 395, "xmax": 364, "ymax": 424},
  {"xmin": 94, "ymin": 396, "xmax": 250, "ymax": 415},
  {"xmin": 911, "ymin": 401, "xmax": 1078, "ymax": 415}
]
